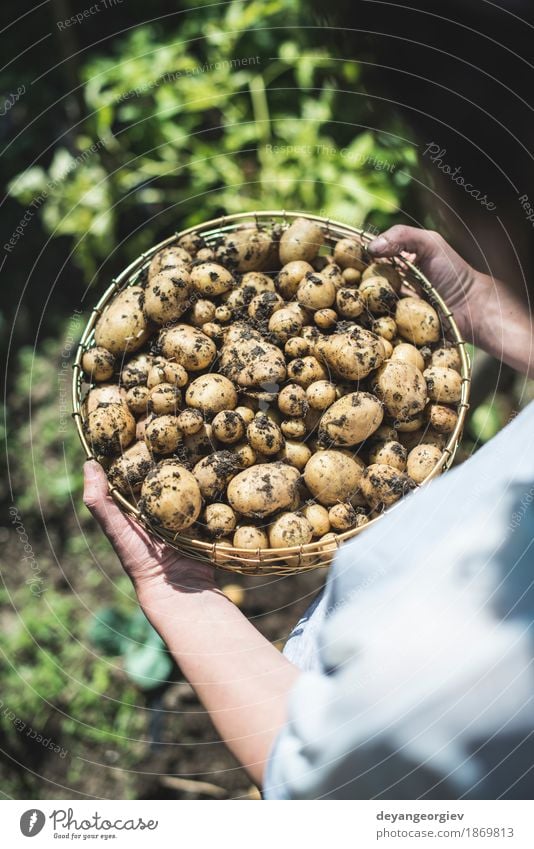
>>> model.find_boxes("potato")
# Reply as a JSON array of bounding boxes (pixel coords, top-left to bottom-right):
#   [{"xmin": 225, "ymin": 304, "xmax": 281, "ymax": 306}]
[
  {"xmin": 159, "ymin": 324, "xmax": 216, "ymax": 371},
  {"xmin": 296, "ymin": 271, "xmax": 336, "ymax": 310},
  {"xmin": 328, "ymin": 502, "xmax": 358, "ymax": 531},
  {"xmin": 185, "ymin": 374, "xmax": 237, "ymax": 417},
  {"xmin": 342, "ymin": 267, "xmax": 362, "ymax": 286},
  {"xmin": 380, "ymin": 338, "xmax": 393, "ymax": 358},
  {"xmin": 196, "ymin": 247, "xmax": 216, "ymax": 263},
  {"xmin": 86, "ymin": 383, "xmax": 127, "ymax": 413},
  {"xmin": 300, "ymin": 325, "xmax": 322, "ymax": 349},
  {"xmin": 177, "ymin": 233, "xmax": 204, "ymax": 257},
  {"xmin": 176, "ymin": 408, "xmax": 205, "ymax": 436},
  {"xmin": 145, "ymin": 415, "xmax": 183, "ymax": 454},
  {"xmin": 108, "ymin": 442, "xmax": 154, "ymax": 496},
  {"xmin": 144, "ymin": 270, "xmax": 192, "ymax": 324},
  {"xmin": 391, "ymin": 342, "xmax": 425, "ymax": 372},
  {"xmin": 359, "ymin": 276, "xmax": 397, "ymax": 314},
  {"xmin": 219, "ymin": 326, "xmax": 287, "ymax": 388},
  {"xmin": 94, "ymin": 287, "xmax": 151, "ymax": 355},
  {"xmin": 268, "ymin": 305, "xmax": 305, "ymax": 342},
  {"xmin": 285, "ymin": 336, "xmax": 311, "ymax": 358},
  {"xmin": 398, "ymin": 426, "xmax": 446, "ymax": 452},
  {"xmin": 407, "ymin": 444, "xmax": 443, "ymax": 484},
  {"xmin": 126, "ymin": 385, "xmax": 150, "ymax": 415},
  {"xmin": 373, "ymin": 316, "xmax": 397, "ymax": 341},
  {"xmin": 360, "ymin": 463, "xmax": 414, "ymax": 509},
  {"xmin": 233, "ymin": 525, "xmax": 269, "ymax": 551},
  {"xmin": 229, "ymin": 442, "xmax": 257, "ymax": 468},
  {"xmin": 148, "ymin": 245, "xmax": 191, "ymax": 280},
  {"xmin": 277, "ymin": 260, "xmax": 314, "ymax": 299},
  {"xmin": 431, "ymin": 346, "xmax": 461, "ymax": 373},
  {"xmin": 136, "ymin": 415, "xmax": 148, "ymax": 441},
  {"xmin": 314, "ymin": 308, "xmax": 338, "ymax": 330},
  {"xmin": 193, "ymin": 451, "xmax": 241, "ymax": 501},
  {"xmin": 317, "ymin": 327, "xmax": 384, "ymax": 381},
  {"xmin": 278, "ymin": 439, "xmax": 312, "ymax": 470},
  {"xmin": 189, "ymin": 299, "xmax": 216, "ymax": 327},
  {"xmin": 190, "ymin": 262, "xmax": 235, "ymax": 296},
  {"xmin": 427, "ymin": 403, "xmax": 458, "ymax": 434},
  {"xmin": 318, "ymin": 392, "xmax": 384, "ymax": 446},
  {"xmin": 146, "ymin": 363, "xmax": 167, "ymax": 389},
  {"xmin": 280, "ymin": 418, "xmax": 306, "ymax": 439},
  {"xmin": 279, "ymin": 218, "xmax": 323, "ymax": 264},
  {"xmin": 315, "ymin": 532, "xmax": 339, "ymax": 564},
  {"xmin": 368, "ymin": 439, "xmax": 407, "ymax": 471},
  {"xmin": 234, "ymin": 405, "xmax": 255, "ymax": 425},
  {"xmin": 302, "ymin": 503, "xmax": 330, "ymax": 537},
  {"xmin": 227, "ymin": 462, "xmax": 300, "ymax": 518},
  {"xmin": 287, "ymin": 356, "xmax": 327, "ymax": 388},
  {"xmin": 161, "ymin": 361, "xmax": 188, "ymax": 388},
  {"xmin": 148, "ymin": 383, "xmax": 181, "ymax": 415},
  {"xmin": 278, "ymin": 383, "xmax": 308, "ymax": 417},
  {"xmin": 304, "ymin": 450, "xmax": 365, "ymax": 506},
  {"xmin": 248, "ymin": 291, "xmax": 284, "ymax": 321},
  {"xmin": 395, "ymin": 296, "xmax": 440, "ymax": 345},
  {"xmin": 217, "ymin": 227, "xmax": 273, "ymax": 271},
  {"xmin": 423, "ymin": 366, "xmax": 462, "ymax": 403},
  {"xmin": 361, "ymin": 261, "xmax": 401, "ymax": 292},
  {"xmin": 268, "ymin": 513, "xmax": 313, "ymax": 555},
  {"xmin": 336, "ymin": 287, "xmax": 365, "ymax": 319},
  {"xmin": 238, "ymin": 271, "xmax": 276, "ymax": 299},
  {"xmin": 183, "ymin": 423, "xmax": 214, "ymax": 464},
  {"xmin": 84, "ymin": 403, "xmax": 136, "ymax": 456},
  {"xmin": 247, "ymin": 413, "xmax": 284, "ymax": 455},
  {"xmin": 374, "ymin": 361, "xmax": 427, "ymax": 422},
  {"xmin": 82, "ymin": 346, "xmax": 115, "ymax": 382},
  {"xmin": 201, "ymin": 321, "xmax": 224, "ymax": 342},
  {"xmin": 333, "ymin": 237, "xmax": 366, "ymax": 271},
  {"xmin": 202, "ymin": 503, "xmax": 237, "ymax": 538},
  {"xmin": 212, "ymin": 410, "xmax": 245, "ymax": 444},
  {"xmin": 306, "ymin": 380, "xmax": 337, "ymax": 411},
  {"xmin": 372, "ymin": 424, "xmax": 398, "ymax": 442},
  {"xmin": 396, "ymin": 415, "xmax": 425, "ymax": 433},
  {"xmin": 120, "ymin": 353, "xmax": 153, "ymax": 388},
  {"xmin": 321, "ymin": 262, "xmax": 344, "ymax": 289},
  {"xmin": 140, "ymin": 462, "xmax": 202, "ymax": 532}
]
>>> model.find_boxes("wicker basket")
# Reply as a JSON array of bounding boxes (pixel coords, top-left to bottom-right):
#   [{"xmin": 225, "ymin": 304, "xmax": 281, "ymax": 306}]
[{"xmin": 73, "ymin": 211, "xmax": 471, "ymax": 575}]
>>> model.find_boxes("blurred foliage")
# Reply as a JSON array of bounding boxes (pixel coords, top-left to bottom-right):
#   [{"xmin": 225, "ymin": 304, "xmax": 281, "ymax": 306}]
[
  {"xmin": 1, "ymin": 0, "xmax": 446, "ymax": 801},
  {"xmin": 7, "ymin": 0, "xmax": 416, "ymax": 282},
  {"xmin": 89, "ymin": 607, "xmax": 173, "ymax": 690}
]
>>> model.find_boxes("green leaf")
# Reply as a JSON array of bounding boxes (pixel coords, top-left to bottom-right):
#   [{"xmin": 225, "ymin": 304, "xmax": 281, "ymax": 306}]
[{"xmin": 123, "ymin": 637, "xmax": 173, "ymax": 690}]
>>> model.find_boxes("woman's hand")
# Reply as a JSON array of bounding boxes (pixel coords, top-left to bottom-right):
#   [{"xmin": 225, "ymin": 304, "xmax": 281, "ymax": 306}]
[
  {"xmin": 83, "ymin": 460, "xmax": 215, "ymax": 615},
  {"xmin": 368, "ymin": 224, "xmax": 481, "ymax": 341},
  {"xmin": 83, "ymin": 458, "xmax": 298, "ymax": 785},
  {"xmin": 369, "ymin": 224, "xmax": 534, "ymax": 377}
]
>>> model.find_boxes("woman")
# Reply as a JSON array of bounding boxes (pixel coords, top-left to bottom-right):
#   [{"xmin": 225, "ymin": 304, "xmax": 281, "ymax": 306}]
[{"xmin": 83, "ymin": 226, "xmax": 534, "ymax": 798}]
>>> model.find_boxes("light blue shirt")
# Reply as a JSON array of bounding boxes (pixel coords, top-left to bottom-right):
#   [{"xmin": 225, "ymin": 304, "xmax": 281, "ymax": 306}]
[{"xmin": 264, "ymin": 403, "xmax": 534, "ymax": 799}]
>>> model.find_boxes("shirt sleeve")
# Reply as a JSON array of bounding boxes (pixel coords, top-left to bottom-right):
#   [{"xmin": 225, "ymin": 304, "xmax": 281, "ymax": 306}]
[{"xmin": 264, "ymin": 405, "xmax": 534, "ymax": 800}]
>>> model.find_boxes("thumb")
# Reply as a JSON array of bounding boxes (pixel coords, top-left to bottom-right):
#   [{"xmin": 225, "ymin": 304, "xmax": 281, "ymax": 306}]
[{"xmin": 368, "ymin": 225, "xmax": 443, "ymax": 261}]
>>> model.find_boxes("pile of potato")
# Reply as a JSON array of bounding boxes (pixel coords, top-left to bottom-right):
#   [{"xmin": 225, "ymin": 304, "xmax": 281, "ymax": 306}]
[{"xmin": 81, "ymin": 217, "xmax": 463, "ymax": 564}]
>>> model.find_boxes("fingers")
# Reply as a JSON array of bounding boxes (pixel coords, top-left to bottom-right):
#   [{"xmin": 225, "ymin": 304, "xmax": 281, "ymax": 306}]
[
  {"xmin": 83, "ymin": 460, "xmax": 130, "ymax": 542},
  {"xmin": 368, "ymin": 225, "xmax": 443, "ymax": 261}
]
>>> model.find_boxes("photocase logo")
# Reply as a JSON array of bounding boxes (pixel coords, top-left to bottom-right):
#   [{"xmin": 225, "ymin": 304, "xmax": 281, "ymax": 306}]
[{"xmin": 20, "ymin": 810, "xmax": 45, "ymax": 837}]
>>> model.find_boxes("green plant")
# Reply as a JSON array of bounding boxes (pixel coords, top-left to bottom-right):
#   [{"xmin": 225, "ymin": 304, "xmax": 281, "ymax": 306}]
[{"xmin": 8, "ymin": 1, "xmax": 416, "ymax": 283}]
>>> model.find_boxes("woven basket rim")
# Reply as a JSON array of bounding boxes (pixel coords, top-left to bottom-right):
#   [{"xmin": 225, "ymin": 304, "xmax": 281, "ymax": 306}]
[{"xmin": 72, "ymin": 210, "xmax": 471, "ymax": 574}]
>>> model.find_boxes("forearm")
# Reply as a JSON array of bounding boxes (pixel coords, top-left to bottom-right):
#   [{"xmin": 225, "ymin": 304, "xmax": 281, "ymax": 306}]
[
  {"xmin": 140, "ymin": 587, "xmax": 299, "ymax": 786},
  {"xmin": 470, "ymin": 273, "xmax": 534, "ymax": 377}
]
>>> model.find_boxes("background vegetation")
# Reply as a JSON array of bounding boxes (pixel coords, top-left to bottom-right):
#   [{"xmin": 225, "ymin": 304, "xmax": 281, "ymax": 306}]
[{"xmin": 2, "ymin": 0, "xmax": 527, "ymax": 799}]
